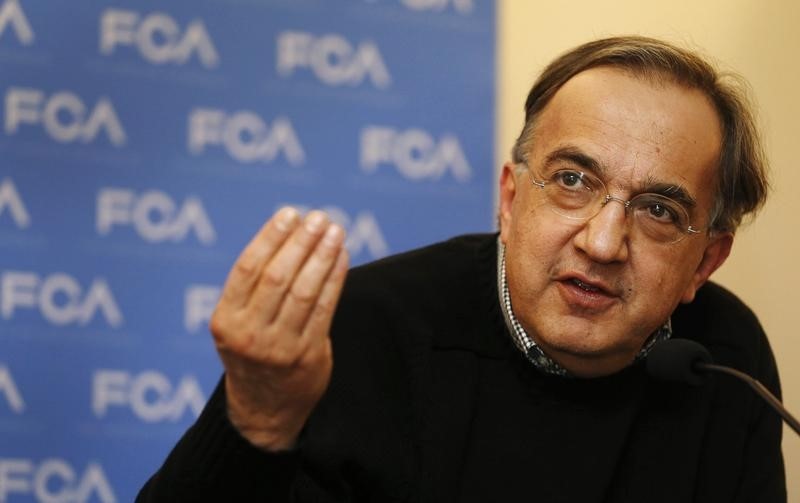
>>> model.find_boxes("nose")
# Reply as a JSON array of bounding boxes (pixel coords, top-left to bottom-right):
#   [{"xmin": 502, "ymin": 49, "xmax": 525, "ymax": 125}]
[{"xmin": 572, "ymin": 199, "xmax": 630, "ymax": 264}]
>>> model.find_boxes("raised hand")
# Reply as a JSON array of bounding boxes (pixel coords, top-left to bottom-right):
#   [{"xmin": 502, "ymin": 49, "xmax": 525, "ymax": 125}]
[{"xmin": 209, "ymin": 207, "xmax": 349, "ymax": 451}]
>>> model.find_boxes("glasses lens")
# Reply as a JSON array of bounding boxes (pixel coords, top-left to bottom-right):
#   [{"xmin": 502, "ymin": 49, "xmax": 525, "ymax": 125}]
[
  {"xmin": 530, "ymin": 167, "xmax": 696, "ymax": 244},
  {"xmin": 630, "ymin": 194, "xmax": 690, "ymax": 243},
  {"xmin": 543, "ymin": 169, "xmax": 604, "ymax": 218}
]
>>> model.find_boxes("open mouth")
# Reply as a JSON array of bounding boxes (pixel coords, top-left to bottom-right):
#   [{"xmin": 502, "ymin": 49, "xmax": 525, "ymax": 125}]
[
  {"xmin": 555, "ymin": 275, "xmax": 618, "ymax": 311},
  {"xmin": 571, "ymin": 278, "xmax": 602, "ymax": 293}
]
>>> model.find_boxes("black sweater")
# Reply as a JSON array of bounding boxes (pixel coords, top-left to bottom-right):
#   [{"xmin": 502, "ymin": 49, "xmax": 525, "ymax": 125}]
[{"xmin": 138, "ymin": 234, "xmax": 786, "ymax": 502}]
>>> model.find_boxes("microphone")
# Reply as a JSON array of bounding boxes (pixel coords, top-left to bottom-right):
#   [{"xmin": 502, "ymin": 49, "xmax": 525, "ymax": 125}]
[{"xmin": 646, "ymin": 338, "xmax": 800, "ymax": 436}]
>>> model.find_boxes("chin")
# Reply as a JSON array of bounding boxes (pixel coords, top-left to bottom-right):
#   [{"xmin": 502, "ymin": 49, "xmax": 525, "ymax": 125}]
[{"xmin": 538, "ymin": 325, "xmax": 613, "ymax": 353}]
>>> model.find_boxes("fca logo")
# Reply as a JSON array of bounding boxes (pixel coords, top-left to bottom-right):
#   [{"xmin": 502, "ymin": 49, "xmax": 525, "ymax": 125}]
[
  {"xmin": 5, "ymin": 87, "xmax": 126, "ymax": 146},
  {"xmin": 0, "ymin": 0, "xmax": 33, "ymax": 46},
  {"xmin": 100, "ymin": 9, "xmax": 219, "ymax": 67},
  {"xmin": 277, "ymin": 31, "xmax": 391, "ymax": 89},
  {"xmin": 96, "ymin": 188, "xmax": 217, "ymax": 245},
  {"xmin": 0, "ymin": 365, "xmax": 24, "ymax": 414},
  {"xmin": 93, "ymin": 370, "xmax": 206, "ymax": 423},
  {"xmin": 1, "ymin": 271, "xmax": 123, "ymax": 327},
  {"xmin": 360, "ymin": 126, "xmax": 472, "ymax": 182},
  {"xmin": 0, "ymin": 459, "xmax": 116, "ymax": 503},
  {"xmin": 188, "ymin": 108, "xmax": 305, "ymax": 165},
  {"xmin": 0, "ymin": 178, "xmax": 30, "ymax": 229}
]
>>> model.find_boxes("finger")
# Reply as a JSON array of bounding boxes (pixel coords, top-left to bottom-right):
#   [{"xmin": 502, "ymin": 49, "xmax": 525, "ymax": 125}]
[
  {"xmin": 219, "ymin": 206, "xmax": 300, "ymax": 308},
  {"xmin": 248, "ymin": 210, "xmax": 330, "ymax": 323},
  {"xmin": 301, "ymin": 247, "xmax": 349, "ymax": 340},
  {"xmin": 274, "ymin": 223, "xmax": 346, "ymax": 333}
]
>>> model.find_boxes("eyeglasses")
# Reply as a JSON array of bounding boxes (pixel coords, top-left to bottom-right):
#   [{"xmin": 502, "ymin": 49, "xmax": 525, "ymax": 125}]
[{"xmin": 526, "ymin": 165, "xmax": 703, "ymax": 243}]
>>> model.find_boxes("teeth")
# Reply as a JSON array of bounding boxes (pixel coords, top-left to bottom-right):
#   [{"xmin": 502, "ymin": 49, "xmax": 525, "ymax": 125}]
[{"xmin": 572, "ymin": 278, "xmax": 600, "ymax": 292}]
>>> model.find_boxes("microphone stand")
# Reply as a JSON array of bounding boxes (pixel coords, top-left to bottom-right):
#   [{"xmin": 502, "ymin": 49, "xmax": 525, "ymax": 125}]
[{"xmin": 697, "ymin": 362, "xmax": 800, "ymax": 435}]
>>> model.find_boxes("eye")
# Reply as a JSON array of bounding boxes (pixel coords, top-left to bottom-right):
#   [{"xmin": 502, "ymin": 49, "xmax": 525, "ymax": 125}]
[
  {"xmin": 553, "ymin": 170, "xmax": 588, "ymax": 191},
  {"xmin": 648, "ymin": 203, "xmax": 675, "ymax": 222},
  {"xmin": 635, "ymin": 196, "xmax": 685, "ymax": 226}
]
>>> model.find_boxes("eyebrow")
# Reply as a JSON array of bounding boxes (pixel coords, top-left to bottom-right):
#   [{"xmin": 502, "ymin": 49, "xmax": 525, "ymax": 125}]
[
  {"xmin": 639, "ymin": 179, "xmax": 698, "ymax": 210},
  {"xmin": 543, "ymin": 146, "xmax": 605, "ymax": 175},
  {"xmin": 542, "ymin": 145, "xmax": 698, "ymax": 210}
]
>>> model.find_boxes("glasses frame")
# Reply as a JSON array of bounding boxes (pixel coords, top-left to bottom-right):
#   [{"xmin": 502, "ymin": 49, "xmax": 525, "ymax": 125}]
[{"xmin": 523, "ymin": 164, "xmax": 704, "ymax": 244}]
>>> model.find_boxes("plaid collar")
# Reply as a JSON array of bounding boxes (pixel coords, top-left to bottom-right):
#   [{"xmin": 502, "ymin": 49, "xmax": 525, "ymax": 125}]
[{"xmin": 496, "ymin": 240, "xmax": 671, "ymax": 377}]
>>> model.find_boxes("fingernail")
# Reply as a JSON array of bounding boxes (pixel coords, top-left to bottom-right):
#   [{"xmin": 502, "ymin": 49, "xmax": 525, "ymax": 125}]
[
  {"xmin": 275, "ymin": 206, "xmax": 298, "ymax": 231},
  {"xmin": 304, "ymin": 211, "xmax": 327, "ymax": 233},
  {"xmin": 322, "ymin": 224, "xmax": 344, "ymax": 247}
]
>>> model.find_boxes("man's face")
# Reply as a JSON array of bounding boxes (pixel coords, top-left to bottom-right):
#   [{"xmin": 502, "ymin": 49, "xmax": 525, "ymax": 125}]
[{"xmin": 498, "ymin": 67, "xmax": 733, "ymax": 377}]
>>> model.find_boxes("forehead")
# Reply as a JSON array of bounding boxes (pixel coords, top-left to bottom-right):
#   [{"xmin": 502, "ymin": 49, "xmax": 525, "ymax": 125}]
[{"xmin": 530, "ymin": 67, "xmax": 723, "ymax": 204}]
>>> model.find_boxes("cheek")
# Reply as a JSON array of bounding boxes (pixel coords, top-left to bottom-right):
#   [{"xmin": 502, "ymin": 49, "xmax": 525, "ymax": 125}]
[
  {"xmin": 510, "ymin": 200, "xmax": 575, "ymax": 248},
  {"xmin": 509, "ymin": 212, "xmax": 560, "ymax": 263},
  {"xmin": 505, "ymin": 212, "xmax": 576, "ymax": 292},
  {"xmin": 630, "ymin": 248, "xmax": 699, "ymax": 304}
]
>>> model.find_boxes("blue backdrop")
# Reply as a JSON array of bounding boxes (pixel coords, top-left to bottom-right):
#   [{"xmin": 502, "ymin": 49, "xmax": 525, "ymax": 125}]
[{"xmin": 0, "ymin": 1, "xmax": 495, "ymax": 501}]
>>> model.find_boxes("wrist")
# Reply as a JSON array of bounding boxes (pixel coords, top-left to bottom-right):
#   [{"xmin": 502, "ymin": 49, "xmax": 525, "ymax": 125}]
[{"xmin": 225, "ymin": 405, "xmax": 302, "ymax": 452}]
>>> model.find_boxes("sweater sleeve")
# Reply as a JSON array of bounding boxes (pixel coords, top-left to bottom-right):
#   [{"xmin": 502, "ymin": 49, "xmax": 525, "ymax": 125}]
[{"xmin": 136, "ymin": 377, "xmax": 301, "ymax": 502}]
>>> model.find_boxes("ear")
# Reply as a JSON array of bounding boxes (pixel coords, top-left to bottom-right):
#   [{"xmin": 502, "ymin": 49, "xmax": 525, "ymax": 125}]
[
  {"xmin": 498, "ymin": 163, "xmax": 518, "ymax": 244},
  {"xmin": 680, "ymin": 232, "xmax": 733, "ymax": 303}
]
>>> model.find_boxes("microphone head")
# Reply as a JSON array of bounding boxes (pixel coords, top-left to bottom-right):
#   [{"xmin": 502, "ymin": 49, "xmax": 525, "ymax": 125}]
[{"xmin": 646, "ymin": 338, "xmax": 713, "ymax": 387}]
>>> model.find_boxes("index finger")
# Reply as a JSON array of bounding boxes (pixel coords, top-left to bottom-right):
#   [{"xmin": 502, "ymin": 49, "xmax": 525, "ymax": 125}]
[{"xmin": 219, "ymin": 206, "xmax": 300, "ymax": 308}]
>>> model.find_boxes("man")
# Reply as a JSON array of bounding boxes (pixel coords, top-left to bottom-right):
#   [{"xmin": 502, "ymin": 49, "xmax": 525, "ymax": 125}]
[{"xmin": 138, "ymin": 36, "xmax": 785, "ymax": 501}]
